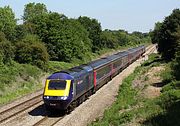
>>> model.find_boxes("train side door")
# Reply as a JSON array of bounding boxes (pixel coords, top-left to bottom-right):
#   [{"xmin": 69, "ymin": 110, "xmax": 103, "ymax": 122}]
[{"xmin": 73, "ymin": 80, "xmax": 77, "ymax": 98}]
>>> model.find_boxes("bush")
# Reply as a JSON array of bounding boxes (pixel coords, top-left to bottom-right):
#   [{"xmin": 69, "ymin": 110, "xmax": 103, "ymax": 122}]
[
  {"xmin": 160, "ymin": 63, "xmax": 174, "ymax": 83},
  {"xmin": 158, "ymin": 89, "xmax": 180, "ymax": 108},
  {"xmin": 14, "ymin": 34, "xmax": 49, "ymax": 69},
  {"xmin": 161, "ymin": 81, "xmax": 180, "ymax": 93},
  {"xmin": 0, "ymin": 40, "xmax": 14, "ymax": 64}
]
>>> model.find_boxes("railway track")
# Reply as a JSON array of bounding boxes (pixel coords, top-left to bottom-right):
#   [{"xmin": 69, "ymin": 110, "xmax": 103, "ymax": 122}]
[
  {"xmin": 149, "ymin": 45, "xmax": 157, "ymax": 54},
  {"xmin": 143, "ymin": 44, "xmax": 157, "ymax": 56},
  {"xmin": 33, "ymin": 116, "xmax": 64, "ymax": 126},
  {"xmin": 145, "ymin": 44, "xmax": 154, "ymax": 51},
  {"xmin": 0, "ymin": 94, "xmax": 43, "ymax": 123}
]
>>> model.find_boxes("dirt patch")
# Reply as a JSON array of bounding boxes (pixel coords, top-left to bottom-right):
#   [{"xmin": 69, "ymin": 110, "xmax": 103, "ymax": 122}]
[
  {"xmin": 147, "ymin": 66, "xmax": 165, "ymax": 84},
  {"xmin": 142, "ymin": 86, "xmax": 161, "ymax": 99}
]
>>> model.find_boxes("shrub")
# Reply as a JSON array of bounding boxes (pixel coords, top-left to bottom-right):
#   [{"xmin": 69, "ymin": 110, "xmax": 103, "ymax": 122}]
[
  {"xmin": 0, "ymin": 40, "xmax": 14, "ymax": 64},
  {"xmin": 14, "ymin": 34, "xmax": 49, "ymax": 68},
  {"xmin": 158, "ymin": 89, "xmax": 180, "ymax": 108},
  {"xmin": 161, "ymin": 81, "xmax": 180, "ymax": 93}
]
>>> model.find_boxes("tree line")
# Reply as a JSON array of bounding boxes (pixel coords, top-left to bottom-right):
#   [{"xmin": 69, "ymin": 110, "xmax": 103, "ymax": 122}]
[
  {"xmin": 0, "ymin": 3, "xmax": 150, "ymax": 69},
  {"xmin": 151, "ymin": 8, "xmax": 180, "ymax": 80}
]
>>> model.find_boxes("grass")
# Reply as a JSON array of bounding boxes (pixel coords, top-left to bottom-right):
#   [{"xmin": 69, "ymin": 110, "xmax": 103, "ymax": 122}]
[
  {"xmin": 47, "ymin": 61, "xmax": 78, "ymax": 73},
  {"xmin": 90, "ymin": 53, "xmax": 180, "ymax": 126},
  {"xmin": 0, "ymin": 61, "xmax": 43, "ymax": 105}
]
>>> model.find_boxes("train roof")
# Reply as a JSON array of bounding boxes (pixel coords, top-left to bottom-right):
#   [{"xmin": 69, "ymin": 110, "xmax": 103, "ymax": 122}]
[
  {"xmin": 115, "ymin": 50, "xmax": 129, "ymax": 57},
  {"xmin": 47, "ymin": 72, "xmax": 74, "ymax": 80},
  {"xmin": 88, "ymin": 57, "xmax": 111, "ymax": 69},
  {"xmin": 60, "ymin": 64, "xmax": 93, "ymax": 79},
  {"xmin": 127, "ymin": 45, "xmax": 145, "ymax": 53},
  {"xmin": 107, "ymin": 51, "xmax": 129, "ymax": 62},
  {"xmin": 106, "ymin": 54, "xmax": 121, "ymax": 62}
]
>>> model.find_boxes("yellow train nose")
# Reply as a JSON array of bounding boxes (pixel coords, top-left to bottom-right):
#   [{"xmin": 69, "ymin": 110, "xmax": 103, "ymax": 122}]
[{"xmin": 44, "ymin": 80, "xmax": 71, "ymax": 97}]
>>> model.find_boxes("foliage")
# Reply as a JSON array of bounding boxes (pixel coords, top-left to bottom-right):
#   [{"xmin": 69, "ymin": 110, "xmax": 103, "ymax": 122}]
[
  {"xmin": 14, "ymin": 24, "xmax": 29, "ymax": 41},
  {"xmin": 100, "ymin": 30, "xmax": 151, "ymax": 49},
  {"xmin": 78, "ymin": 16, "xmax": 102, "ymax": 52},
  {"xmin": 161, "ymin": 81, "xmax": 180, "ymax": 93},
  {"xmin": 0, "ymin": 61, "xmax": 43, "ymax": 104},
  {"xmin": 23, "ymin": 2, "xmax": 48, "ymax": 22},
  {"xmin": 48, "ymin": 19, "xmax": 92, "ymax": 61},
  {"xmin": 24, "ymin": 10, "xmax": 92, "ymax": 62},
  {"xmin": 47, "ymin": 61, "xmax": 78, "ymax": 73},
  {"xmin": 100, "ymin": 30, "xmax": 119, "ymax": 49},
  {"xmin": 150, "ymin": 22, "xmax": 162, "ymax": 44},
  {"xmin": 171, "ymin": 27, "xmax": 180, "ymax": 80},
  {"xmin": 0, "ymin": 40, "xmax": 14, "ymax": 64},
  {"xmin": 160, "ymin": 63, "xmax": 174, "ymax": 83},
  {"xmin": 14, "ymin": 34, "xmax": 49, "ymax": 68},
  {"xmin": 0, "ymin": 6, "xmax": 16, "ymax": 41},
  {"xmin": 145, "ymin": 88, "xmax": 180, "ymax": 126},
  {"xmin": 0, "ymin": 31, "xmax": 7, "ymax": 42},
  {"xmin": 151, "ymin": 9, "xmax": 180, "ymax": 61}
]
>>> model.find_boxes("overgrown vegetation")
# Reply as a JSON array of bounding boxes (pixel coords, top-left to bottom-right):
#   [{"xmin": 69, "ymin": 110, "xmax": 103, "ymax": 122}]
[{"xmin": 0, "ymin": 61, "xmax": 43, "ymax": 104}]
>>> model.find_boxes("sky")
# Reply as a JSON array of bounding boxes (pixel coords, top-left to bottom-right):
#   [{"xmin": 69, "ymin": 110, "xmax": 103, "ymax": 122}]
[{"xmin": 0, "ymin": 0, "xmax": 180, "ymax": 33}]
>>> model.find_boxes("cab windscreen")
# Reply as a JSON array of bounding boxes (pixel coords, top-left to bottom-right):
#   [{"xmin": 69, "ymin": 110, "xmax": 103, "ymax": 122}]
[{"xmin": 48, "ymin": 80, "xmax": 66, "ymax": 90}]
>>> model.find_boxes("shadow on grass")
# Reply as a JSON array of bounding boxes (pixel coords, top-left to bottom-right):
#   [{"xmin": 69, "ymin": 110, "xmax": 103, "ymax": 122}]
[
  {"xmin": 142, "ymin": 100, "xmax": 180, "ymax": 126},
  {"xmin": 151, "ymin": 82, "xmax": 166, "ymax": 87},
  {"xmin": 142, "ymin": 58, "xmax": 164, "ymax": 67}
]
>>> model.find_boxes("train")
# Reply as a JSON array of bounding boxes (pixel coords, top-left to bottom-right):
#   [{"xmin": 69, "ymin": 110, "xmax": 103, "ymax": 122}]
[{"xmin": 43, "ymin": 45, "xmax": 145, "ymax": 112}]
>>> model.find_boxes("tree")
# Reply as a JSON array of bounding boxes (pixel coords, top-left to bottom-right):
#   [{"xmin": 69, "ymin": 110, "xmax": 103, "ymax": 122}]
[
  {"xmin": 155, "ymin": 9, "xmax": 180, "ymax": 60},
  {"xmin": 23, "ymin": 9, "xmax": 91, "ymax": 61},
  {"xmin": 31, "ymin": 12, "xmax": 66, "ymax": 42},
  {"xmin": 23, "ymin": 3, "xmax": 48, "ymax": 34},
  {"xmin": 0, "ymin": 6, "xmax": 16, "ymax": 41},
  {"xmin": 14, "ymin": 24, "xmax": 29, "ymax": 41},
  {"xmin": 100, "ymin": 30, "xmax": 118, "ymax": 48},
  {"xmin": 150, "ymin": 22, "xmax": 162, "ymax": 44},
  {"xmin": 114, "ymin": 30, "xmax": 129, "ymax": 46},
  {"xmin": 23, "ymin": 2, "xmax": 47, "ymax": 22},
  {"xmin": 78, "ymin": 16, "xmax": 102, "ymax": 52},
  {"xmin": 46, "ymin": 19, "xmax": 92, "ymax": 61},
  {"xmin": 172, "ymin": 27, "xmax": 180, "ymax": 80}
]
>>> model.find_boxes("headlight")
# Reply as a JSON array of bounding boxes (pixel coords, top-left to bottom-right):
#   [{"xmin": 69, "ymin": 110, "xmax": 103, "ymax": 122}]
[
  {"xmin": 60, "ymin": 96, "xmax": 68, "ymax": 100},
  {"xmin": 44, "ymin": 96, "xmax": 68, "ymax": 100},
  {"xmin": 44, "ymin": 96, "xmax": 49, "ymax": 99}
]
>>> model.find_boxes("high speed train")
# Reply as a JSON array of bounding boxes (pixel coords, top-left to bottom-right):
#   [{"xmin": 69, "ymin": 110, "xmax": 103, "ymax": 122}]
[{"xmin": 43, "ymin": 45, "xmax": 145, "ymax": 111}]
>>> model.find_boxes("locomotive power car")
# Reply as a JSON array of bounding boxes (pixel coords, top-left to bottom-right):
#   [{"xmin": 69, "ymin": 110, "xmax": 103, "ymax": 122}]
[{"xmin": 43, "ymin": 45, "xmax": 145, "ymax": 111}]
